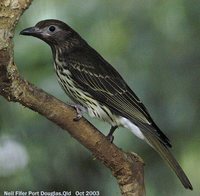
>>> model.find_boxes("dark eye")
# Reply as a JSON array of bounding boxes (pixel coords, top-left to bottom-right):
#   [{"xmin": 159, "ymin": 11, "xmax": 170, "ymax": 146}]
[{"xmin": 49, "ymin": 26, "xmax": 56, "ymax": 32}]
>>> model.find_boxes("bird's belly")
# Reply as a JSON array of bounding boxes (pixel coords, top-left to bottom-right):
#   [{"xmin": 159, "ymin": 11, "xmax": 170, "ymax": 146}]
[
  {"xmin": 55, "ymin": 69, "xmax": 86, "ymax": 103},
  {"xmin": 55, "ymin": 67, "xmax": 122, "ymax": 126},
  {"xmin": 86, "ymin": 102, "xmax": 121, "ymax": 126},
  {"xmin": 87, "ymin": 103, "xmax": 145, "ymax": 140},
  {"xmin": 56, "ymin": 69, "xmax": 144, "ymax": 138}
]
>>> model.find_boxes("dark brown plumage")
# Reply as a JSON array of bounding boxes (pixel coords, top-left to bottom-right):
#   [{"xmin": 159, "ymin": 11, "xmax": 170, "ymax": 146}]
[{"xmin": 20, "ymin": 19, "xmax": 193, "ymax": 190}]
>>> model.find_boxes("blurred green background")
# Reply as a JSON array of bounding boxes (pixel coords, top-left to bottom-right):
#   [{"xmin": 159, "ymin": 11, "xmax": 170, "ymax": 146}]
[{"xmin": 0, "ymin": 0, "xmax": 200, "ymax": 195}]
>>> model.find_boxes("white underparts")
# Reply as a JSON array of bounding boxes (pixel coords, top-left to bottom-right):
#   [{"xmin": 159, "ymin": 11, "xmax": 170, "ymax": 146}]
[
  {"xmin": 86, "ymin": 102, "xmax": 145, "ymax": 140},
  {"xmin": 119, "ymin": 117, "xmax": 145, "ymax": 140}
]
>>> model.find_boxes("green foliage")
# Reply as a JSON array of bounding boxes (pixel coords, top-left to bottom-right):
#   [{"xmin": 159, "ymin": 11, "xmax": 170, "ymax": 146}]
[{"xmin": 0, "ymin": 1, "xmax": 199, "ymax": 195}]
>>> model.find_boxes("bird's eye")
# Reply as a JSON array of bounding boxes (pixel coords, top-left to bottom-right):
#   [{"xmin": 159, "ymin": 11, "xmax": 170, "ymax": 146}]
[{"xmin": 49, "ymin": 26, "xmax": 56, "ymax": 32}]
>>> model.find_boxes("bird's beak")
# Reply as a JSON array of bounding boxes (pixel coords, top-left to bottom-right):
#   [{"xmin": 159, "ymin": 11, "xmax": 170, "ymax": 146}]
[{"xmin": 20, "ymin": 26, "xmax": 41, "ymax": 37}]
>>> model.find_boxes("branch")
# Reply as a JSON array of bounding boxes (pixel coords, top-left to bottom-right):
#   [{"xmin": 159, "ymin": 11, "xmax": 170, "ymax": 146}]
[{"xmin": 0, "ymin": 1, "xmax": 145, "ymax": 195}]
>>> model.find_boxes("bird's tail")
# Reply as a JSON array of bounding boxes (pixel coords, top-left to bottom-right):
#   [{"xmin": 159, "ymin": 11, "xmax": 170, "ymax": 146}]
[{"xmin": 142, "ymin": 130, "xmax": 193, "ymax": 190}]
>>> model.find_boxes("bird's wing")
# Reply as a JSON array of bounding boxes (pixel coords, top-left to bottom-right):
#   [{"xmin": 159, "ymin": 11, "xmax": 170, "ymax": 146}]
[
  {"xmin": 66, "ymin": 49, "xmax": 193, "ymax": 189},
  {"xmin": 66, "ymin": 47, "xmax": 171, "ymax": 147}
]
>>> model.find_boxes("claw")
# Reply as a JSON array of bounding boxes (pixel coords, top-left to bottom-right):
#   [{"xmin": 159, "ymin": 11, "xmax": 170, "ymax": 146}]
[
  {"xmin": 106, "ymin": 134, "xmax": 114, "ymax": 143},
  {"xmin": 73, "ymin": 114, "xmax": 82, "ymax": 121},
  {"xmin": 71, "ymin": 104, "xmax": 86, "ymax": 121}
]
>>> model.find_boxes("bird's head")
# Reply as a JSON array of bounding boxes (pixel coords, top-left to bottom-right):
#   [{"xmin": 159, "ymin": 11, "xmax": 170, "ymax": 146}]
[{"xmin": 20, "ymin": 19, "xmax": 82, "ymax": 47}]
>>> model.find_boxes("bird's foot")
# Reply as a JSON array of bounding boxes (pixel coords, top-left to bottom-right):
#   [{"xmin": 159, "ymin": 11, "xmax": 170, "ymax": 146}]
[
  {"xmin": 71, "ymin": 104, "xmax": 86, "ymax": 121},
  {"xmin": 106, "ymin": 126, "xmax": 118, "ymax": 143},
  {"xmin": 106, "ymin": 134, "xmax": 114, "ymax": 143}
]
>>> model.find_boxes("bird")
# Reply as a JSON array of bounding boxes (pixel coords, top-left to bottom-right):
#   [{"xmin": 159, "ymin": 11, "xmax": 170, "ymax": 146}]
[{"xmin": 20, "ymin": 19, "xmax": 192, "ymax": 190}]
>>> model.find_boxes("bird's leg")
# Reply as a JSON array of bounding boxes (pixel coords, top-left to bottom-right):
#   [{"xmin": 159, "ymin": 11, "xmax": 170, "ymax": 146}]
[
  {"xmin": 106, "ymin": 126, "xmax": 118, "ymax": 143},
  {"xmin": 71, "ymin": 104, "xmax": 86, "ymax": 121}
]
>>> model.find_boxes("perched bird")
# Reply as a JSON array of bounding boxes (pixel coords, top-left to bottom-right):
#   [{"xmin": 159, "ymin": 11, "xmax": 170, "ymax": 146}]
[{"xmin": 20, "ymin": 19, "xmax": 192, "ymax": 190}]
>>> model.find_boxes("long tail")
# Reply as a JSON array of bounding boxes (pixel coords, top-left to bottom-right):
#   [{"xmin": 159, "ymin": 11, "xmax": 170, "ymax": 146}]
[
  {"xmin": 142, "ymin": 130, "xmax": 193, "ymax": 190},
  {"xmin": 120, "ymin": 117, "xmax": 193, "ymax": 189}
]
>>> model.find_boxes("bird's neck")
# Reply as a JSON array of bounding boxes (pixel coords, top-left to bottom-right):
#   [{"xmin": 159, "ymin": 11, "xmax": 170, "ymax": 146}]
[{"xmin": 51, "ymin": 37, "xmax": 87, "ymax": 61}]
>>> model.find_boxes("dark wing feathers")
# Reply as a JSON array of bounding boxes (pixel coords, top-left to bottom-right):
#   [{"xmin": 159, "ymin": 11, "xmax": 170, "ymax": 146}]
[
  {"xmin": 67, "ymin": 47, "xmax": 171, "ymax": 147},
  {"xmin": 64, "ymin": 47, "xmax": 193, "ymax": 190}
]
